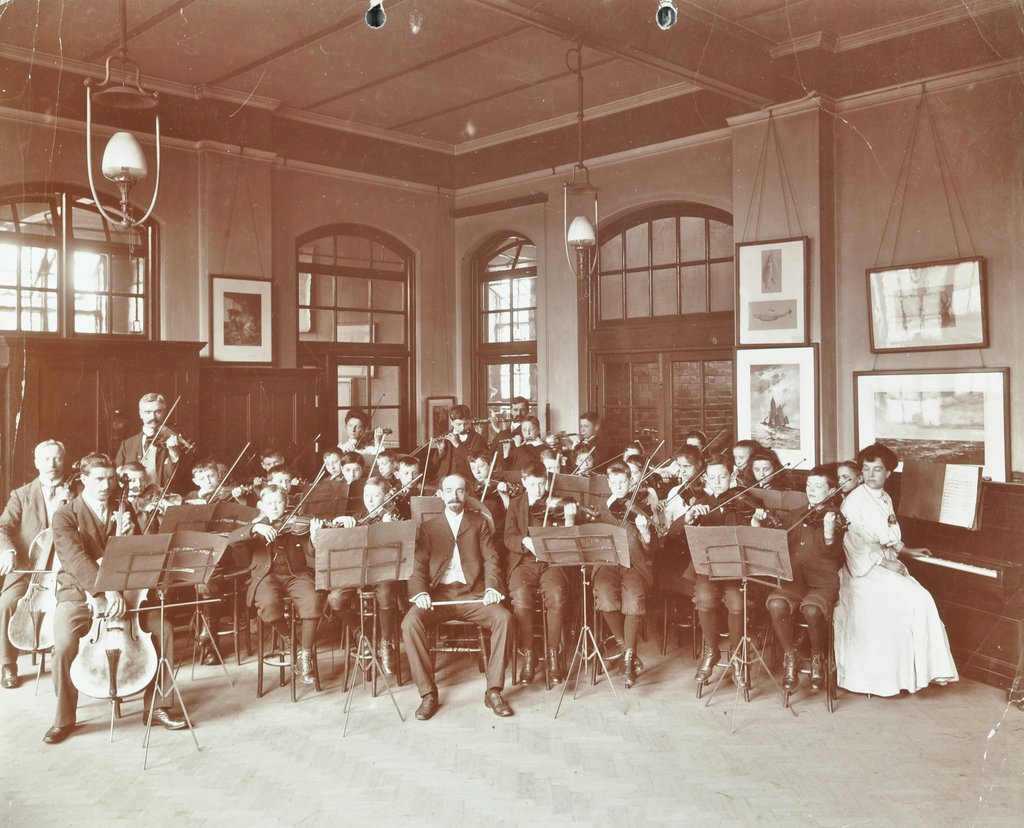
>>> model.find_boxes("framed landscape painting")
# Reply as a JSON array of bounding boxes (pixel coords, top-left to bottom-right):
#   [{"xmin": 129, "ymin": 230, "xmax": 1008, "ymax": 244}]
[
  {"xmin": 210, "ymin": 275, "xmax": 273, "ymax": 363},
  {"xmin": 854, "ymin": 369, "xmax": 1008, "ymax": 481}
]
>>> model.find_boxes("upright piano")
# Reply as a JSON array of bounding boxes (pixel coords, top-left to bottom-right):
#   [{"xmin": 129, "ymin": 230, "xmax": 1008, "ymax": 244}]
[{"xmin": 897, "ymin": 480, "xmax": 1024, "ymax": 692}]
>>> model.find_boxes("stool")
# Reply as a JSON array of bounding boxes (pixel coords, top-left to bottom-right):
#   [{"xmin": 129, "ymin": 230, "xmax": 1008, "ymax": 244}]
[
  {"xmin": 781, "ymin": 614, "xmax": 837, "ymax": 713},
  {"xmin": 217, "ymin": 569, "xmax": 252, "ymax": 665},
  {"xmin": 431, "ymin": 619, "xmax": 488, "ymax": 674},
  {"xmin": 659, "ymin": 591, "xmax": 699, "ymax": 658},
  {"xmin": 341, "ymin": 588, "xmax": 404, "ymax": 697},
  {"xmin": 256, "ymin": 598, "xmax": 321, "ymax": 701}
]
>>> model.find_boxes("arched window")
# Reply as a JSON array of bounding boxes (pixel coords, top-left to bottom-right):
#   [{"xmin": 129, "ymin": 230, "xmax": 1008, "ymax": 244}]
[
  {"xmin": 596, "ymin": 203, "xmax": 734, "ymax": 322},
  {"xmin": 297, "ymin": 225, "xmax": 413, "ymax": 446},
  {"xmin": 0, "ymin": 187, "xmax": 156, "ymax": 337},
  {"xmin": 472, "ymin": 232, "xmax": 537, "ymax": 420}
]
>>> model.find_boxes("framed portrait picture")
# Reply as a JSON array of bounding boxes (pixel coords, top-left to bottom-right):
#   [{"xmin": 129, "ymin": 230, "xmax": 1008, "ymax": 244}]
[
  {"xmin": 867, "ymin": 257, "xmax": 987, "ymax": 353},
  {"xmin": 735, "ymin": 236, "xmax": 809, "ymax": 346},
  {"xmin": 210, "ymin": 275, "xmax": 273, "ymax": 363},
  {"xmin": 854, "ymin": 369, "xmax": 1009, "ymax": 481},
  {"xmin": 735, "ymin": 345, "xmax": 818, "ymax": 470},
  {"xmin": 425, "ymin": 396, "xmax": 456, "ymax": 440}
]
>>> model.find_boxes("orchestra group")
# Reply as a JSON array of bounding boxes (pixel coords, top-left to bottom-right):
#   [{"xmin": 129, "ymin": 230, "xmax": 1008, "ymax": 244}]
[{"xmin": 0, "ymin": 391, "xmax": 959, "ymax": 744}]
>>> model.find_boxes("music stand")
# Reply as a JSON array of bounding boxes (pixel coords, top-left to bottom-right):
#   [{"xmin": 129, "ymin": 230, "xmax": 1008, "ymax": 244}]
[
  {"xmin": 685, "ymin": 524, "xmax": 793, "ymax": 731},
  {"xmin": 313, "ymin": 522, "xmax": 416, "ymax": 735},
  {"xmin": 93, "ymin": 531, "xmax": 227, "ymax": 768},
  {"xmin": 529, "ymin": 522, "xmax": 630, "ymax": 718}
]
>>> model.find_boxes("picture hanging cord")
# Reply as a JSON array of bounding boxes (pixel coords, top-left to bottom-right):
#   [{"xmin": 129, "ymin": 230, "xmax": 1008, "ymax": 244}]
[
  {"xmin": 218, "ymin": 148, "xmax": 267, "ymax": 279},
  {"xmin": 739, "ymin": 113, "xmax": 805, "ymax": 243}
]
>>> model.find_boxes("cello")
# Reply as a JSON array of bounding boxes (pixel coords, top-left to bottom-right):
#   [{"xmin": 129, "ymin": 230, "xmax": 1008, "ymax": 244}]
[
  {"xmin": 69, "ymin": 480, "xmax": 158, "ymax": 709},
  {"xmin": 6, "ymin": 529, "xmax": 59, "ymax": 655}
]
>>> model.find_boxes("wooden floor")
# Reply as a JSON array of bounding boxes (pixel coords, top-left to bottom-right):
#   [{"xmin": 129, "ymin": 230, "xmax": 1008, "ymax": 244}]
[{"xmin": 2, "ymin": 630, "xmax": 1022, "ymax": 828}]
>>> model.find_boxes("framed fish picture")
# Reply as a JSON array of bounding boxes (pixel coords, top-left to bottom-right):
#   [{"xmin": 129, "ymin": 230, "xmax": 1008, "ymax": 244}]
[
  {"xmin": 735, "ymin": 236, "xmax": 809, "ymax": 345},
  {"xmin": 735, "ymin": 345, "xmax": 818, "ymax": 470}
]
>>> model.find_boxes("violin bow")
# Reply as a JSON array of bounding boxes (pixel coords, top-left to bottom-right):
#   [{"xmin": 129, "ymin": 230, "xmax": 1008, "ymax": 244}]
[
  {"xmin": 543, "ymin": 470, "xmax": 557, "ymax": 527},
  {"xmin": 784, "ymin": 484, "xmax": 846, "ymax": 533},
  {"xmin": 141, "ymin": 462, "xmax": 182, "ymax": 535},
  {"xmin": 712, "ymin": 461, "xmax": 801, "ymax": 516},
  {"xmin": 570, "ymin": 445, "xmax": 596, "ymax": 475},
  {"xmin": 207, "ymin": 441, "xmax": 252, "ymax": 505},
  {"xmin": 619, "ymin": 441, "xmax": 662, "ymax": 529},
  {"xmin": 357, "ymin": 474, "xmax": 423, "ymax": 525},
  {"xmin": 481, "ymin": 451, "xmax": 499, "ymax": 502},
  {"xmin": 420, "ymin": 439, "xmax": 432, "ymax": 497},
  {"xmin": 291, "ymin": 432, "xmax": 323, "ymax": 473},
  {"xmin": 699, "ymin": 426, "xmax": 729, "ymax": 457},
  {"xmin": 278, "ymin": 461, "xmax": 328, "ymax": 534}
]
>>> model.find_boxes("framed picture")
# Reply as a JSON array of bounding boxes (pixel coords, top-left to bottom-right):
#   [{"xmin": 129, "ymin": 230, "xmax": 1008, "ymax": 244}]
[
  {"xmin": 210, "ymin": 275, "xmax": 273, "ymax": 363},
  {"xmin": 735, "ymin": 345, "xmax": 818, "ymax": 470},
  {"xmin": 867, "ymin": 257, "xmax": 987, "ymax": 353},
  {"xmin": 425, "ymin": 396, "xmax": 456, "ymax": 440},
  {"xmin": 735, "ymin": 236, "xmax": 809, "ymax": 345},
  {"xmin": 854, "ymin": 369, "xmax": 1009, "ymax": 481}
]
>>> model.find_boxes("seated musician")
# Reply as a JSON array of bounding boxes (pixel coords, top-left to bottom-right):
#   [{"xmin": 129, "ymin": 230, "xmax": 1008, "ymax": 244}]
[
  {"xmin": 324, "ymin": 447, "xmax": 346, "ymax": 482},
  {"xmin": 115, "ymin": 392, "xmax": 181, "ymax": 489},
  {"xmin": 683, "ymin": 454, "xmax": 753, "ymax": 689},
  {"xmin": 503, "ymin": 415, "xmax": 546, "ymax": 471},
  {"xmin": 324, "ymin": 477, "xmax": 404, "ymax": 675},
  {"xmin": 432, "ymin": 404, "xmax": 488, "ymax": 483},
  {"xmin": 683, "ymin": 429, "xmax": 707, "ymax": 452},
  {"xmin": 266, "ymin": 465, "xmax": 302, "ymax": 509},
  {"xmin": 185, "ymin": 460, "xmax": 246, "ymax": 504},
  {"xmin": 0, "ymin": 439, "xmax": 70, "ymax": 690},
  {"xmin": 503, "ymin": 461, "xmax": 571, "ymax": 685},
  {"xmin": 835, "ymin": 459, "xmax": 860, "ymax": 500},
  {"xmin": 117, "ymin": 461, "xmax": 180, "ymax": 534},
  {"xmin": 392, "ymin": 455, "xmax": 421, "ymax": 521},
  {"xmin": 571, "ymin": 445, "xmax": 596, "ymax": 476},
  {"xmin": 338, "ymin": 408, "xmax": 387, "ymax": 468},
  {"xmin": 755, "ymin": 465, "xmax": 844, "ymax": 692},
  {"xmin": 656, "ymin": 445, "xmax": 703, "ymax": 597},
  {"xmin": 46, "ymin": 452, "xmax": 186, "ymax": 744},
  {"xmin": 595, "ymin": 462, "xmax": 655, "ymax": 688},
  {"xmin": 834, "ymin": 443, "xmax": 957, "ymax": 696},
  {"xmin": 227, "ymin": 484, "xmax": 321, "ymax": 685},
  {"xmin": 375, "ymin": 449, "xmax": 400, "ymax": 485},
  {"xmin": 625, "ymin": 456, "xmax": 663, "ymax": 526},
  {"xmin": 259, "ymin": 447, "xmax": 286, "ymax": 476},
  {"xmin": 401, "ymin": 474, "xmax": 513, "ymax": 720},
  {"xmin": 730, "ymin": 439, "xmax": 762, "ymax": 488},
  {"xmin": 749, "ymin": 448, "xmax": 786, "ymax": 490},
  {"xmin": 539, "ymin": 446, "xmax": 563, "ymax": 477}
]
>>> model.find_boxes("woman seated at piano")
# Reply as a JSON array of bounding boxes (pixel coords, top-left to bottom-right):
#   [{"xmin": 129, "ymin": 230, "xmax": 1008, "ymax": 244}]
[{"xmin": 833, "ymin": 443, "xmax": 958, "ymax": 696}]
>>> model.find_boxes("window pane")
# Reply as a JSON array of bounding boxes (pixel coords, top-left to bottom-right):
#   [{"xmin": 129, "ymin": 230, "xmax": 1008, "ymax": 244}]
[
  {"xmin": 112, "ymin": 296, "xmax": 144, "ymax": 335},
  {"xmin": 680, "ymin": 264, "xmax": 708, "ymax": 314},
  {"xmin": 600, "ymin": 273, "xmax": 623, "ymax": 320},
  {"xmin": 23, "ymin": 246, "xmax": 57, "ymax": 289},
  {"xmin": 337, "ymin": 310, "xmax": 372, "ymax": 342},
  {"xmin": 73, "ymin": 251, "xmax": 107, "ymax": 291},
  {"xmin": 300, "ymin": 309, "xmax": 334, "ymax": 341},
  {"xmin": 625, "ymin": 271, "xmax": 651, "ymax": 318},
  {"xmin": 372, "ymin": 241, "xmax": 404, "ymax": 270},
  {"xmin": 298, "ymin": 240, "xmax": 333, "ymax": 267},
  {"xmin": 375, "ymin": 364, "xmax": 401, "ymax": 400},
  {"xmin": 74, "ymin": 292, "xmax": 107, "ymax": 333},
  {"xmin": 336, "ymin": 235, "xmax": 370, "ymax": 268},
  {"xmin": 21, "ymin": 291, "xmax": 57, "ymax": 333},
  {"xmin": 512, "ymin": 309, "xmax": 535, "ymax": 341},
  {"xmin": 625, "ymin": 223, "xmax": 648, "ymax": 270},
  {"xmin": 374, "ymin": 312, "xmax": 404, "ymax": 344},
  {"xmin": 71, "ymin": 205, "xmax": 110, "ymax": 243},
  {"xmin": 0, "ymin": 288, "xmax": 16, "ymax": 330},
  {"xmin": 651, "ymin": 218, "xmax": 676, "ymax": 266},
  {"xmin": 680, "ymin": 217, "xmax": 705, "ymax": 262},
  {"xmin": 652, "ymin": 267, "xmax": 677, "ymax": 316},
  {"xmin": 376, "ymin": 408, "xmax": 401, "ymax": 445},
  {"xmin": 310, "ymin": 274, "xmax": 334, "ymax": 306},
  {"xmin": 512, "ymin": 276, "xmax": 536, "ymax": 308},
  {"xmin": 486, "ymin": 279, "xmax": 511, "ymax": 311},
  {"xmin": 0, "ymin": 244, "xmax": 17, "ymax": 285},
  {"xmin": 487, "ymin": 311, "xmax": 512, "ymax": 343},
  {"xmin": 373, "ymin": 278, "xmax": 404, "ymax": 312},
  {"xmin": 709, "ymin": 220, "xmax": 733, "ymax": 259},
  {"xmin": 710, "ymin": 261, "xmax": 734, "ymax": 311},
  {"xmin": 3, "ymin": 201, "xmax": 56, "ymax": 236},
  {"xmin": 109, "ymin": 254, "xmax": 140, "ymax": 294},
  {"xmin": 337, "ymin": 276, "xmax": 370, "ymax": 309},
  {"xmin": 599, "ymin": 234, "xmax": 622, "ymax": 273}
]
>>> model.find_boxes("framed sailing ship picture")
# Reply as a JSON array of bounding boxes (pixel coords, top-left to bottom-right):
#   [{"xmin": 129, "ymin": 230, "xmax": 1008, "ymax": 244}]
[
  {"xmin": 735, "ymin": 236, "xmax": 809, "ymax": 346},
  {"xmin": 866, "ymin": 257, "xmax": 987, "ymax": 353},
  {"xmin": 854, "ymin": 368, "xmax": 1008, "ymax": 481},
  {"xmin": 735, "ymin": 345, "xmax": 818, "ymax": 470}
]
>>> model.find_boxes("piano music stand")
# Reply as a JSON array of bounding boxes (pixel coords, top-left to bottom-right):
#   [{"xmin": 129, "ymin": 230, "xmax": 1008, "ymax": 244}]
[
  {"xmin": 685, "ymin": 524, "xmax": 793, "ymax": 732},
  {"xmin": 93, "ymin": 531, "xmax": 227, "ymax": 768},
  {"xmin": 529, "ymin": 523, "xmax": 630, "ymax": 718},
  {"xmin": 313, "ymin": 522, "xmax": 416, "ymax": 735}
]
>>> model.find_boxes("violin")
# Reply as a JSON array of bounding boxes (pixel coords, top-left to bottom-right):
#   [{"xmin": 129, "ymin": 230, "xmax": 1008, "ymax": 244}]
[
  {"xmin": 70, "ymin": 590, "xmax": 158, "ymax": 703},
  {"xmin": 275, "ymin": 514, "xmax": 313, "ymax": 536},
  {"xmin": 609, "ymin": 497, "xmax": 667, "ymax": 537},
  {"xmin": 152, "ymin": 429, "xmax": 197, "ymax": 453},
  {"xmin": 6, "ymin": 530, "xmax": 58, "ymax": 654},
  {"xmin": 528, "ymin": 496, "xmax": 599, "ymax": 527}
]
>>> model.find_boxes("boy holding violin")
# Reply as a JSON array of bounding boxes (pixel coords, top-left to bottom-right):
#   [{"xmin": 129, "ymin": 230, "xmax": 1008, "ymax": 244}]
[
  {"xmin": 503, "ymin": 461, "xmax": 573, "ymax": 685},
  {"xmin": 753, "ymin": 465, "xmax": 844, "ymax": 693},
  {"xmin": 46, "ymin": 452, "xmax": 186, "ymax": 744},
  {"xmin": 595, "ymin": 462, "xmax": 655, "ymax": 689},
  {"xmin": 227, "ymin": 483, "xmax": 322, "ymax": 685}
]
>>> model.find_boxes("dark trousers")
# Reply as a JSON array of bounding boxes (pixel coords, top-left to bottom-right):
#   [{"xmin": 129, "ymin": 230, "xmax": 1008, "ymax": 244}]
[
  {"xmin": 508, "ymin": 562, "xmax": 569, "ymax": 651},
  {"xmin": 52, "ymin": 598, "xmax": 173, "ymax": 728},
  {"xmin": 401, "ymin": 584, "xmax": 511, "ymax": 697},
  {"xmin": 0, "ymin": 577, "xmax": 30, "ymax": 665}
]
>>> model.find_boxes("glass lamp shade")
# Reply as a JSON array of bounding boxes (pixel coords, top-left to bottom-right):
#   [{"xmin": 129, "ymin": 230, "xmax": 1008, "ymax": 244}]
[
  {"xmin": 102, "ymin": 131, "xmax": 147, "ymax": 182},
  {"xmin": 567, "ymin": 215, "xmax": 596, "ymax": 247}
]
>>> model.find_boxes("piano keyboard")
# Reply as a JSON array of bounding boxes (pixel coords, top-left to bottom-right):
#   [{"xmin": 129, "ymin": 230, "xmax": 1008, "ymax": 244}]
[{"xmin": 913, "ymin": 556, "xmax": 998, "ymax": 579}]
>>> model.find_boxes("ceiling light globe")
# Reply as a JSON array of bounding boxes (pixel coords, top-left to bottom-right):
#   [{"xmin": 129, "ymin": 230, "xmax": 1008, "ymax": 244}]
[
  {"xmin": 567, "ymin": 215, "xmax": 596, "ymax": 247},
  {"xmin": 101, "ymin": 131, "xmax": 147, "ymax": 182}
]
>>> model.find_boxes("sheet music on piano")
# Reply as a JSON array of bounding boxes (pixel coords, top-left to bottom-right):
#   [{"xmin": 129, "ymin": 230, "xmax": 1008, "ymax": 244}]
[{"xmin": 898, "ymin": 459, "xmax": 982, "ymax": 530}]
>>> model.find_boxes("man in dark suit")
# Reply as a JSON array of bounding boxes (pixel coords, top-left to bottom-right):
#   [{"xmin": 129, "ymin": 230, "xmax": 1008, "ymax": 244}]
[
  {"xmin": 115, "ymin": 392, "xmax": 181, "ymax": 488},
  {"xmin": 45, "ymin": 453, "xmax": 187, "ymax": 744},
  {"xmin": 401, "ymin": 473, "xmax": 513, "ymax": 720},
  {"xmin": 0, "ymin": 439, "xmax": 71, "ymax": 689}
]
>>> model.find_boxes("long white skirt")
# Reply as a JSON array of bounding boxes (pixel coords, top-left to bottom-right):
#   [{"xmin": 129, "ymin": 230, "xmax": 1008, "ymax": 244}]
[{"xmin": 833, "ymin": 566, "xmax": 959, "ymax": 696}]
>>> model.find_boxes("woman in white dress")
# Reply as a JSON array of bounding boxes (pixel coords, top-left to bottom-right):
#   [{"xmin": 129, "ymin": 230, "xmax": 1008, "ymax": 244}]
[{"xmin": 833, "ymin": 443, "xmax": 958, "ymax": 696}]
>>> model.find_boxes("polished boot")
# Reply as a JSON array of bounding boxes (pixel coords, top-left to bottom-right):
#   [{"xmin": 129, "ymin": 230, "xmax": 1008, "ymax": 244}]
[
  {"xmin": 694, "ymin": 643, "xmax": 717, "ymax": 684},
  {"xmin": 484, "ymin": 688, "xmax": 514, "ymax": 717},
  {"xmin": 623, "ymin": 649, "xmax": 638, "ymax": 689},
  {"xmin": 547, "ymin": 648, "xmax": 564, "ymax": 685},
  {"xmin": 1, "ymin": 664, "xmax": 19, "ymax": 689},
  {"xmin": 152, "ymin": 708, "xmax": 187, "ymax": 730},
  {"xmin": 379, "ymin": 640, "xmax": 396, "ymax": 676},
  {"xmin": 809, "ymin": 653, "xmax": 825, "ymax": 692},
  {"xmin": 520, "ymin": 650, "xmax": 537, "ymax": 684},
  {"xmin": 296, "ymin": 648, "xmax": 316, "ymax": 685},
  {"xmin": 606, "ymin": 635, "xmax": 626, "ymax": 664},
  {"xmin": 783, "ymin": 650, "xmax": 800, "ymax": 692},
  {"xmin": 729, "ymin": 657, "xmax": 749, "ymax": 690}
]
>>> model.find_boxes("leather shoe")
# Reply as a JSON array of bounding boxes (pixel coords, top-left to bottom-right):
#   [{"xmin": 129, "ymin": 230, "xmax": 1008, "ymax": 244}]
[
  {"xmin": 519, "ymin": 650, "xmax": 536, "ymax": 684},
  {"xmin": 43, "ymin": 724, "xmax": 74, "ymax": 744},
  {"xmin": 152, "ymin": 707, "xmax": 188, "ymax": 731},
  {"xmin": 484, "ymin": 688, "xmax": 513, "ymax": 717},
  {"xmin": 1, "ymin": 664, "xmax": 19, "ymax": 689},
  {"xmin": 415, "ymin": 692, "xmax": 439, "ymax": 721}
]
